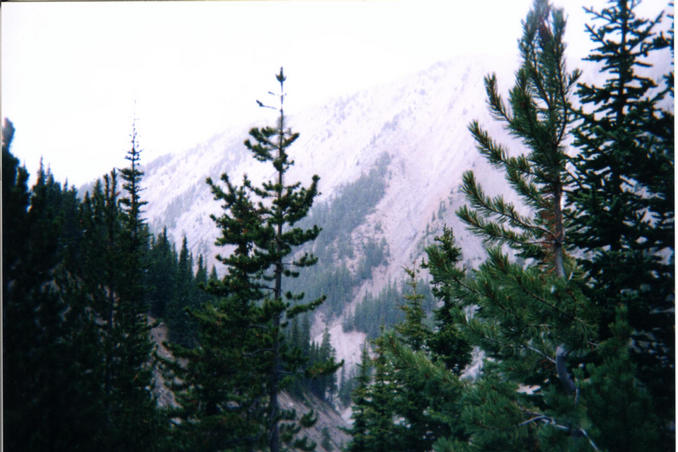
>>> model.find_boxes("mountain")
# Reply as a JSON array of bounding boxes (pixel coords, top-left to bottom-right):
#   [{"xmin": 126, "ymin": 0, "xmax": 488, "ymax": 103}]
[{"xmin": 140, "ymin": 55, "xmax": 530, "ymax": 379}]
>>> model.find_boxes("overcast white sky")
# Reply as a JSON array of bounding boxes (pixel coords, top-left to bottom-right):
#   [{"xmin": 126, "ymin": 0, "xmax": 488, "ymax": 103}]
[{"xmin": 1, "ymin": 0, "xmax": 670, "ymax": 186}]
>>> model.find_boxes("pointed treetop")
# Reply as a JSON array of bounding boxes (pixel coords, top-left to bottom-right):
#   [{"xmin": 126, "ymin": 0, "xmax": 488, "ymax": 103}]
[
  {"xmin": 2, "ymin": 118, "xmax": 15, "ymax": 152},
  {"xmin": 276, "ymin": 66, "xmax": 286, "ymax": 84}
]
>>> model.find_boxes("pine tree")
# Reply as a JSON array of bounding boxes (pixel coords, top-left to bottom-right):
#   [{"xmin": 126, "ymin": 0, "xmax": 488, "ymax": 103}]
[
  {"xmin": 395, "ymin": 266, "xmax": 431, "ymax": 352},
  {"xmin": 379, "ymin": 332, "xmax": 468, "ymax": 452},
  {"xmin": 167, "ymin": 235, "xmax": 197, "ymax": 346},
  {"xmin": 313, "ymin": 324, "xmax": 338, "ymax": 401},
  {"xmin": 441, "ymin": 0, "xmax": 598, "ymax": 448},
  {"xmin": 94, "ymin": 170, "xmax": 125, "ymax": 434},
  {"xmin": 2, "ymin": 119, "xmax": 29, "ymax": 273},
  {"xmin": 147, "ymin": 228, "xmax": 178, "ymax": 319},
  {"xmin": 423, "ymin": 228, "xmax": 473, "ymax": 375},
  {"xmin": 193, "ymin": 253, "xmax": 213, "ymax": 316},
  {"xmin": 113, "ymin": 125, "xmax": 162, "ymax": 450},
  {"xmin": 163, "ymin": 68, "xmax": 338, "ymax": 451},
  {"xmin": 363, "ymin": 335, "xmax": 397, "ymax": 452},
  {"xmin": 387, "ymin": 269, "xmax": 437, "ymax": 451},
  {"xmin": 4, "ymin": 123, "xmax": 108, "ymax": 450},
  {"xmin": 568, "ymin": 1, "xmax": 674, "ymax": 446},
  {"xmin": 240, "ymin": 67, "xmax": 341, "ymax": 451},
  {"xmin": 208, "ymin": 264, "xmax": 218, "ymax": 282},
  {"xmin": 4, "ymin": 120, "xmax": 165, "ymax": 450},
  {"xmin": 360, "ymin": 266, "xmax": 468, "ymax": 452},
  {"xmin": 346, "ymin": 344, "xmax": 372, "ymax": 452}
]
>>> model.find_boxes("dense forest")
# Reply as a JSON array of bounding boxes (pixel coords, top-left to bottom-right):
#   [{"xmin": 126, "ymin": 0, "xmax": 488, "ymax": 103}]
[
  {"xmin": 3, "ymin": 0, "xmax": 674, "ymax": 450},
  {"xmin": 3, "ymin": 67, "xmax": 340, "ymax": 451}
]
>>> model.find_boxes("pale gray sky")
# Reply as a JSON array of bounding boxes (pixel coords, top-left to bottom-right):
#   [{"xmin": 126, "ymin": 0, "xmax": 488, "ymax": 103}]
[{"xmin": 1, "ymin": 0, "xmax": 669, "ymax": 186}]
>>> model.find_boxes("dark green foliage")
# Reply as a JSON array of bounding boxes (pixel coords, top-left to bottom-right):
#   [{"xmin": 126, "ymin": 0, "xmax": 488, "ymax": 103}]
[
  {"xmin": 361, "ymin": 337, "xmax": 398, "ymax": 452},
  {"xmin": 437, "ymin": 1, "xmax": 606, "ymax": 447},
  {"xmin": 110, "ymin": 129, "xmax": 163, "ymax": 450},
  {"xmin": 343, "ymin": 282, "xmax": 400, "ymax": 339},
  {"xmin": 346, "ymin": 345, "xmax": 372, "ymax": 452},
  {"xmin": 165, "ymin": 236, "xmax": 199, "ymax": 346},
  {"xmin": 307, "ymin": 325, "xmax": 339, "ymax": 401},
  {"xmin": 2, "ymin": 120, "xmax": 163, "ymax": 451},
  {"xmin": 287, "ymin": 319, "xmax": 340, "ymax": 403},
  {"xmin": 349, "ymin": 1, "xmax": 673, "ymax": 450},
  {"xmin": 381, "ymin": 271, "xmax": 445, "ymax": 451},
  {"xmin": 2, "ymin": 119, "xmax": 30, "ymax": 270},
  {"xmin": 162, "ymin": 68, "xmax": 340, "ymax": 452},
  {"xmin": 3, "ymin": 149, "xmax": 108, "ymax": 450},
  {"xmin": 287, "ymin": 260, "xmax": 354, "ymax": 318},
  {"xmin": 345, "ymin": 337, "xmax": 399, "ymax": 452},
  {"xmin": 568, "ymin": 1, "xmax": 675, "ymax": 445},
  {"xmin": 423, "ymin": 228, "xmax": 473, "ymax": 375},
  {"xmin": 395, "ymin": 267, "xmax": 431, "ymax": 352},
  {"xmin": 160, "ymin": 175, "xmax": 271, "ymax": 451},
  {"xmin": 144, "ymin": 229, "xmax": 211, "ymax": 350},
  {"xmin": 146, "ymin": 228, "xmax": 177, "ymax": 319},
  {"xmin": 347, "ymin": 269, "xmax": 467, "ymax": 452},
  {"xmin": 581, "ymin": 306, "xmax": 659, "ymax": 451},
  {"xmin": 344, "ymin": 277, "xmax": 435, "ymax": 340},
  {"xmin": 382, "ymin": 333, "xmax": 467, "ymax": 452}
]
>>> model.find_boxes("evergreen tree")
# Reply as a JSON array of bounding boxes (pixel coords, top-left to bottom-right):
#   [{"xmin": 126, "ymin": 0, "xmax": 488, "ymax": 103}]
[
  {"xmin": 240, "ymin": 67, "xmax": 340, "ymax": 451},
  {"xmin": 3, "ymin": 123, "xmax": 108, "ymax": 450},
  {"xmin": 384, "ymin": 269, "xmax": 438, "ymax": 451},
  {"xmin": 113, "ymin": 125, "xmax": 162, "ymax": 450},
  {"xmin": 162, "ymin": 182, "xmax": 270, "ymax": 449},
  {"xmin": 308, "ymin": 325, "xmax": 338, "ymax": 401},
  {"xmin": 147, "ymin": 228, "xmax": 178, "ymax": 319},
  {"xmin": 163, "ymin": 68, "xmax": 339, "ymax": 451},
  {"xmin": 167, "ymin": 235, "xmax": 197, "ymax": 346},
  {"xmin": 195, "ymin": 254, "xmax": 209, "ymax": 293},
  {"xmin": 423, "ymin": 228, "xmax": 473, "ymax": 375},
  {"xmin": 193, "ymin": 253, "xmax": 213, "ymax": 315},
  {"xmin": 404, "ymin": 0, "xmax": 673, "ymax": 449},
  {"xmin": 362, "ymin": 335, "xmax": 397, "ymax": 452},
  {"xmin": 380, "ymin": 332, "xmax": 467, "ymax": 452},
  {"xmin": 208, "ymin": 264, "xmax": 219, "ymax": 282},
  {"xmin": 91, "ymin": 170, "xmax": 125, "ymax": 434},
  {"xmin": 346, "ymin": 344, "xmax": 373, "ymax": 452},
  {"xmin": 2, "ymin": 119, "xmax": 29, "ymax": 274},
  {"xmin": 433, "ymin": 0, "xmax": 598, "ymax": 448},
  {"xmin": 568, "ymin": 1, "xmax": 674, "ymax": 446},
  {"xmin": 395, "ymin": 267, "xmax": 431, "ymax": 352},
  {"xmin": 356, "ymin": 266, "xmax": 468, "ymax": 452},
  {"xmin": 75, "ymin": 130, "xmax": 162, "ymax": 450}
]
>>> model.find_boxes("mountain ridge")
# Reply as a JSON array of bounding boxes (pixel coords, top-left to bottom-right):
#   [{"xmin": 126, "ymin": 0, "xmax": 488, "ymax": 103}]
[{"xmin": 140, "ymin": 54, "xmax": 532, "ymax": 374}]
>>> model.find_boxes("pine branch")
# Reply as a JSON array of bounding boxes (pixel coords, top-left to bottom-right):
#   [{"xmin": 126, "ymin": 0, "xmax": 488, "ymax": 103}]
[
  {"xmin": 518, "ymin": 410, "xmax": 600, "ymax": 451},
  {"xmin": 461, "ymin": 171, "xmax": 554, "ymax": 240}
]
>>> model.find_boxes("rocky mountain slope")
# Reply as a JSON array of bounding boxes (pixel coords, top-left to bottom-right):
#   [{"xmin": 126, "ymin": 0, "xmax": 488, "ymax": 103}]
[{"xmin": 141, "ymin": 54, "xmax": 533, "ymax": 375}]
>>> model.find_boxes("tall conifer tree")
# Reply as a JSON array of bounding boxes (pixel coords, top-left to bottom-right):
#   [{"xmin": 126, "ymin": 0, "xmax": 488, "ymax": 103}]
[
  {"xmin": 346, "ymin": 345, "xmax": 373, "ymax": 452},
  {"xmin": 568, "ymin": 1, "xmax": 674, "ymax": 446},
  {"xmin": 436, "ymin": 0, "xmax": 599, "ymax": 448},
  {"xmin": 114, "ymin": 125, "xmax": 162, "ymax": 450},
  {"xmin": 163, "ymin": 68, "xmax": 338, "ymax": 451},
  {"xmin": 4, "ymin": 121, "xmax": 108, "ymax": 450}
]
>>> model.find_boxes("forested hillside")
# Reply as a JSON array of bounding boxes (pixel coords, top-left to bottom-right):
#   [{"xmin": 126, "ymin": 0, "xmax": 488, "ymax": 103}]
[
  {"xmin": 3, "ymin": 80, "xmax": 343, "ymax": 449},
  {"xmin": 3, "ymin": 0, "xmax": 673, "ymax": 450}
]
